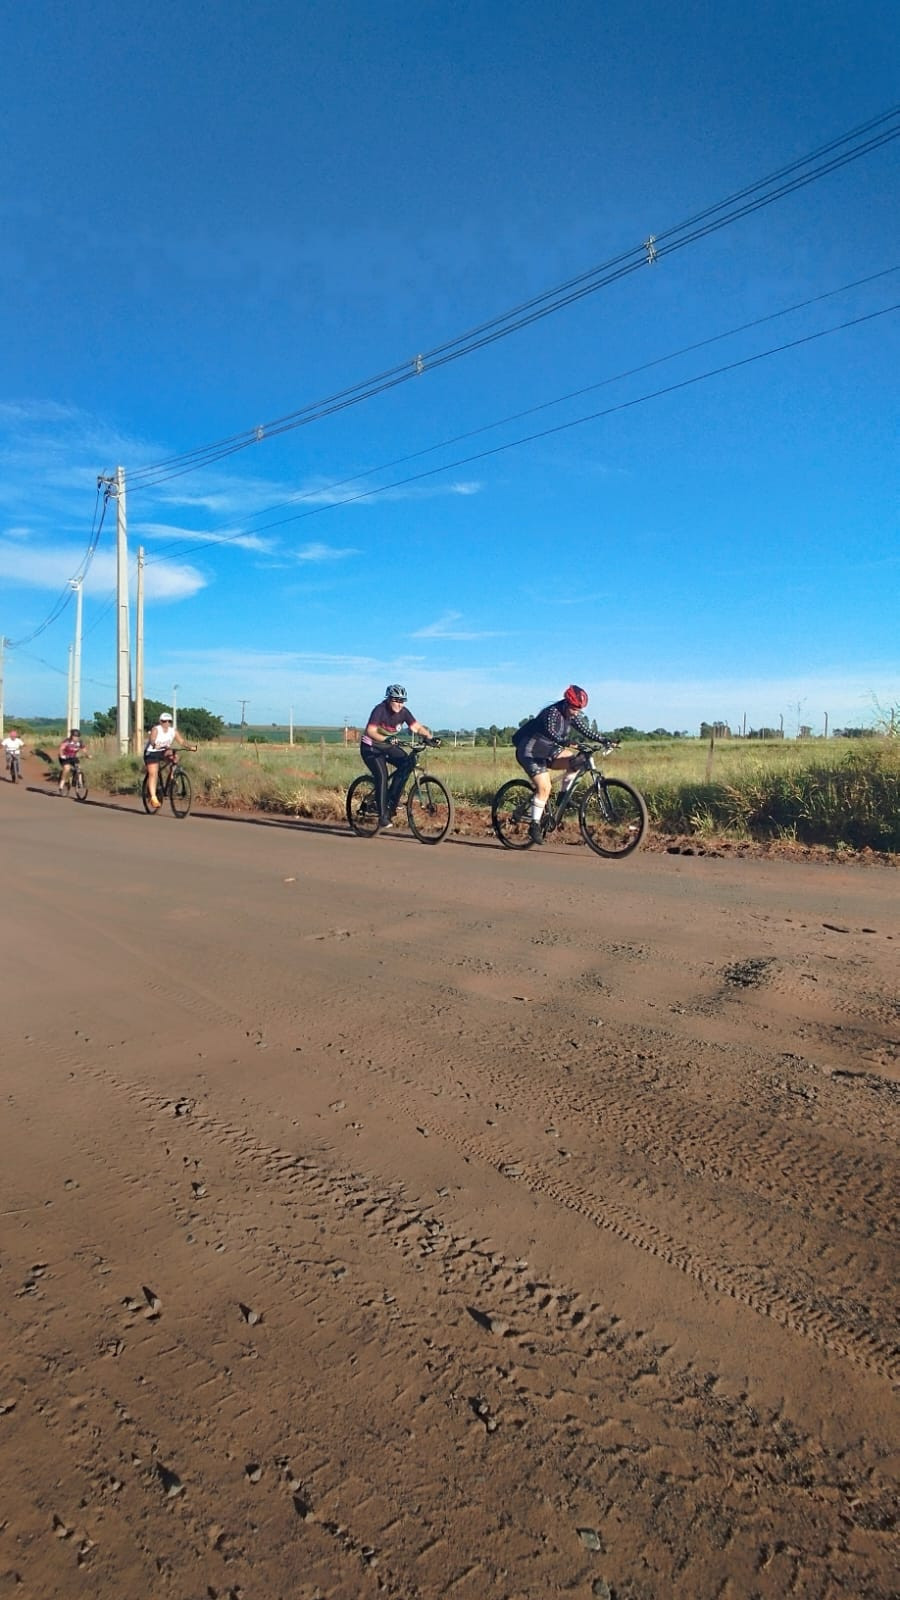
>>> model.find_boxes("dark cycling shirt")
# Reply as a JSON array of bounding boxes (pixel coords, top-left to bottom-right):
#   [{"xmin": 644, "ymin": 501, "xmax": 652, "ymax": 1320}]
[
  {"xmin": 59, "ymin": 739, "xmax": 84, "ymax": 761},
  {"xmin": 514, "ymin": 701, "xmax": 592, "ymax": 754},
  {"xmin": 361, "ymin": 701, "xmax": 416, "ymax": 748}
]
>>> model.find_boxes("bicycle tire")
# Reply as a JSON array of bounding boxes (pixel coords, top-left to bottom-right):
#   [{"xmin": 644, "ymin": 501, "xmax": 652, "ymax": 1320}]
[
  {"xmin": 580, "ymin": 778, "xmax": 647, "ymax": 858},
  {"xmin": 73, "ymin": 769, "xmax": 88, "ymax": 803},
  {"xmin": 170, "ymin": 769, "xmax": 192, "ymax": 818},
  {"xmin": 346, "ymin": 774, "xmax": 381, "ymax": 837},
  {"xmin": 140, "ymin": 774, "xmax": 158, "ymax": 814},
  {"xmin": 491, "ymin": 778, "xmax": 537, "ymax": 849},
  {"xmin": 9, "ymin": 758, "xmax": 19, "ymax": 783},
  {"xmin": 406, "ymin": 774, "xmax": 453, "ymax": 843}
]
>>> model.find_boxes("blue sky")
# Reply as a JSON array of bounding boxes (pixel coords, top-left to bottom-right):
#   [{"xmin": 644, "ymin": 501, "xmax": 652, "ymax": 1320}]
[{"xmin": 1, "ymin": 0, "xmax": 897, "ymax": 733}]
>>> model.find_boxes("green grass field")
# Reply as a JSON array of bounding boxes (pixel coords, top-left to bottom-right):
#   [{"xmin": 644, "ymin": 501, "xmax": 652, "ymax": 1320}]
[{"xmin": 73, "ymin": 734, "xmax": 900, "ymax": 852}]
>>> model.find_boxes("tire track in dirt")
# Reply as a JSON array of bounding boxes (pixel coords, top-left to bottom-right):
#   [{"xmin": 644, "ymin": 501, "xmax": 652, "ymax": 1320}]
[{"xmin": 263, "ymin": 1015, "xmax": 899, "ymax": 1382}]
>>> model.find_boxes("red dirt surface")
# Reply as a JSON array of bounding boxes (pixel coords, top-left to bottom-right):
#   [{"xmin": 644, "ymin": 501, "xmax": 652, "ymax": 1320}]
[{"xmin": 2, "ymin": 765, "xmax": 897, "ymax": 1598}]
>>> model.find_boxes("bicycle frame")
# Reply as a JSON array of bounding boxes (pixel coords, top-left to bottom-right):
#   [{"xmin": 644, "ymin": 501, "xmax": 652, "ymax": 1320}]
[{"xmin": 540, "ymin": 745, "xmax": 610, "ymax": 833}]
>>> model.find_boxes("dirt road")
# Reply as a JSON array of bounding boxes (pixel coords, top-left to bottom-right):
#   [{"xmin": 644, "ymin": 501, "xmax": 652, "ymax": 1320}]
[{"xmin": 2, "ymin": 771, "xmax": 897, "ymax": 1599}]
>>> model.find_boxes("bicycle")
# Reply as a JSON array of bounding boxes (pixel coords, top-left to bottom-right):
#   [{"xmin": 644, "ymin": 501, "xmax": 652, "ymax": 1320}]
[
  {"xmin": 141, "ymin": 750, "xmax": 193, "ymax": 818},
  {"xmin": 346, "ymin": 737, "xmax": 454, "ymax": 843},
  {"xmin": 491, "ymin": 741, "xmax": 648, "ymax": 858},
  {"xmin": 60, "ymin": 758, "xmax": 89, "ymax": 803},
  {"xmin": 5, "ymin": 750, "xmax": 22, "ymax": 783}
]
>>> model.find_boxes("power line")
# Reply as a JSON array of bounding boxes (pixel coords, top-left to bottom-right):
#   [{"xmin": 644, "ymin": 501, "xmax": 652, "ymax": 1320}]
[
  {"xmin": 8, "ymin": 483, "xmax": 110, "ymax": 649},
  {"xmin": 124, "ymin": 105, "xmax": 900, "ymax": 493},
  {"xmin": 142, "ymin": 283, "xmax": 900, "ymax": 567}
]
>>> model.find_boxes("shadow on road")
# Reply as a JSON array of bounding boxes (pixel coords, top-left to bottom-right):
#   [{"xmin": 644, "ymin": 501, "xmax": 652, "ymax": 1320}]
[{"xmin": 22, "ymin": 782, "xmax": 502, "ymax": 848}]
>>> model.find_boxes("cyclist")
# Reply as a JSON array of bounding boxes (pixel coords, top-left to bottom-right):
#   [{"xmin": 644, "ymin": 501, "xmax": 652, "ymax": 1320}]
[
  {"xmin": 2, "ymin": 729, "xmax": 25, "ymax": 778},
  {"xmin": 513, "ymin": 685, "xmax": 594, "ymax": 844},
  {"xmin": 361, "ymin": 684, "xmax": 434, "ymax": 828},
  {"xmin": 58, "ymin": 728, "xmax": 88, "ymax": 793},
  {"xmin": 143, "ymin": 712, "xmax": 195, "ymax": 810}
]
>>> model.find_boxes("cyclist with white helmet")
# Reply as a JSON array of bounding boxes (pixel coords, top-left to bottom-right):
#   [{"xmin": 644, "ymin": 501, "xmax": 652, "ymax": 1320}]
[
  {"xmin": 361, "ymin": 685, "xmax": 434, "ymax": 829},
  {"xmin": 513, "ymin": 685, "xmax": 594, "ymax": 844},
  {"xmin": 143, "ymin": 712, "xmax": 195, "ymax": 810}
]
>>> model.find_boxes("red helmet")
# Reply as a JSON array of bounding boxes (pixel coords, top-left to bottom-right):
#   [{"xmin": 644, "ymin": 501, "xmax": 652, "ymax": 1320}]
[{"xmin": 564, "ymin": 684, "xmax": 588, "ymax": 710}]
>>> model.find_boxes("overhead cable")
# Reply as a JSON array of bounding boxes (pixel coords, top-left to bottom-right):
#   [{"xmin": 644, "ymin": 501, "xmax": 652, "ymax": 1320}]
[
  {"xmin": 141, "ymin": 264, "xmax": 899, "ymax": 557},
  {"xmin": 125, "ymin": 105, "xmax": 900, "ymax": 492},
  {"xmin": 144, "ymin": 300, "xmax": 899, "ymax": 568},
  {"xmin": 9, "ymin": 483, "xmax": 110, "ymax": 649}
]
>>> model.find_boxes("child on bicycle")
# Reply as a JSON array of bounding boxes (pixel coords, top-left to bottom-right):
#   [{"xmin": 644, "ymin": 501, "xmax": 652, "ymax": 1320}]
[
  {"xmin": 361, "ymin": 685, "xmax": 434, "ymax": 829},
  {"xmin": 513, "ymin": 686, "xmax": 593, "ymax": 844},
  {"xmin": 3, "ymin": 729, "xmax": 25, "ymax": 777},
  {"xmin": 143, "ymin": 712, "xmax": 195, "ymax": 810}
]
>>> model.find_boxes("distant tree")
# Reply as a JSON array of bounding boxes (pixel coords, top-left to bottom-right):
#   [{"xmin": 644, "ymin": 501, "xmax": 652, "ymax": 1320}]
[
  {"xmin": 177, "ymin": 706, "xmax": 224, "ymax": 741},
  {"xmin": 91, "ymin": 699, "xmax": 223, "ymax": 741}
]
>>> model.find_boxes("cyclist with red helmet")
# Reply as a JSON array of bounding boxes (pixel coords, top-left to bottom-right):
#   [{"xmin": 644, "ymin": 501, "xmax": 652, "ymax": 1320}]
[{"xmin": 513, "ymin": 686, "xmax": 593, "ymax": 845}]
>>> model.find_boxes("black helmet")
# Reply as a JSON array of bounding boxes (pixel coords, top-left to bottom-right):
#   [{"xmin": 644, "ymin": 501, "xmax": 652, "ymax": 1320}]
[
  {"xmin": 385, "ymin": 684, "xmax": 407, "ymax": 701},
  {"xmin": 70, "ymin": 728, "xmax": 81, "ymax": 737}
]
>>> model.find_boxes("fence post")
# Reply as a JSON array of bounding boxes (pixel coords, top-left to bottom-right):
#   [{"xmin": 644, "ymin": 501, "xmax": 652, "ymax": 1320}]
[
  {"xmin": 705, "ymin": 735, "xmax": 715, "ymax": 780},
  {"xmin": 320, "ymin": 736, "xmax": 326, "ymax": 777}
]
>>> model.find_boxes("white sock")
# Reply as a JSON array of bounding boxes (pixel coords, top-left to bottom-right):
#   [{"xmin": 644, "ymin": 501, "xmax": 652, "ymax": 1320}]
[{"xmin": 530, "ymin": 798, "xmax": 546, "ymax": 821}]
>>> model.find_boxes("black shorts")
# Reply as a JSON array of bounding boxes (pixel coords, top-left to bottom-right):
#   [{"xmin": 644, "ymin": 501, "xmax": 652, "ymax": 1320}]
[
  {"xmin": 514, "ymin": 735, "xmax": 556, "ymax": 777},
  {"xmin": 144, "ymin": 750, "xmax": 167, "ymax": 764}
]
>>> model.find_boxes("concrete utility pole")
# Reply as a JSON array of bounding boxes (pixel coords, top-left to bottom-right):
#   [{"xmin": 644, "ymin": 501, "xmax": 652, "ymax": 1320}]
[
  {"xmin": 69, "ymin": 577, "xmax": 83, "ymax": 732},
  {"xmin": 172, "ymin": 683, "xmax": 179, "ymax": 730},
  {"xmin": 239, "ymin": 700, "xmax": 249, "ymax": 742},
  {"xmin": 289, "ymin": 706, "xmax": 294, "ymax": 745},
  {"xmin": 114, "ymin": 466, "xmax": 130, "ymax": 754},
  {"xmin": 135, "ymin": 548, "xmax": 145, "ymax": 751},
  {"xmin": 66, "ymin": 644, "xmax": 74, "ymax": 731}
]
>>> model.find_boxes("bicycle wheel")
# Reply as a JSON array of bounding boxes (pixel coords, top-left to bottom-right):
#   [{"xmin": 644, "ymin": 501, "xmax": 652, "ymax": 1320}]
[
  {"xmin": 406, "ymin": 774, "xmax": 453, "ymax": 843},
  {"xmin": 9, "ymin": 759, "xmax": 18, "ymax": 783},
  {"xmin": 491, "ymin": 779, "xmax": 536, "ymax": 849},
  {"xmin": 73, "ymin": 768, "xmax": 89, "ymax": 803},
  {"xmin": 580, "ymin": 779, "xmax": 647, "ymax": 858},
  {"xmin": 140, "ymin": 774, "xmax": 158, "ymax": 814},
  {"xmin": 346, "ymin": 774, "xmax": 381, "ymax": 837},
  {"xmin": 169, "ymin": 769, "xmax": 192, "ymax": 818}
]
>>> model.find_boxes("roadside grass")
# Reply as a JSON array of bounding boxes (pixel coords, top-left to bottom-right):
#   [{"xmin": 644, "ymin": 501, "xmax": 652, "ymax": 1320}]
[{"xmin": 82, "ymin": 737, "xmax": 900, "ymax": 852}]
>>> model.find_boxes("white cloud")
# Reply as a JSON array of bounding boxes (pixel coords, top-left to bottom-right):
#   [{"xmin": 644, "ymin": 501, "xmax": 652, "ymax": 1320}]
[
  {"xmin": 0, "ymin": 541, "xmax": 206, "ymax": 602},
  {"xmin": 2, "ymin": 525, "xmax": 31, "ymax": 540},
  {"xmin": 294, "ymin": 542, "xmax": 359, "ymax": 563},
  {"xmin": 135, "ymin": 521, "xmax": 275, "ymax": 553},
  {"xmin": 412, "ymin": 610, "xmax": 506, "ymax": 641}
]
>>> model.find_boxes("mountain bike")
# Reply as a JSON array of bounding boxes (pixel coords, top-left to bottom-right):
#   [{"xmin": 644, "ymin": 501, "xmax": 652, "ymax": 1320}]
[
  {"xmin": 346, "ymin": 738, "xmax": 454, "ymax": 843},
  {"xmin": 142, "ymin": 751, "xmax": 193, "ymax": 818},
  {"xmin": 492, "ymin": 741, "xmax": 648, "ymax": 858},
  {"xmin": 5, "ymin": 750, "xmax": 22, "ymax": 783},
  {"xmin": 61, "ymin": 758, "xmax": 89, "ymax": 802}
]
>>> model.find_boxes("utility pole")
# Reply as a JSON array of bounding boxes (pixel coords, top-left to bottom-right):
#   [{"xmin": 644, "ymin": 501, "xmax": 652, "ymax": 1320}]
[
  {"xmin": 239, "ymin": 700, "xmax": 249, "ymax": 742},
  {"xmin": 110, "ymin": 466, "xmax": 130, "ymax": 754},
  {"xmin": 66, "ymin": 644, "xmax": 74, "ymax": 731},
  {"xmin": 135, "ymin": 548, "xmax": 145, "ymax": 751},
  {"xmin": 289, "ymin": 705, "xmax": 294, "ymax": 745},
  {"xmin": 68, "ymin": 576, "xmax": 83, "ymax": 731},
  {"xmin": 172, "ymin": 683, "xmax": 179, "ymax": 730},
  {"xmin": 824, "ymin": 711, "xmax": 829, "ymax": 740}
]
